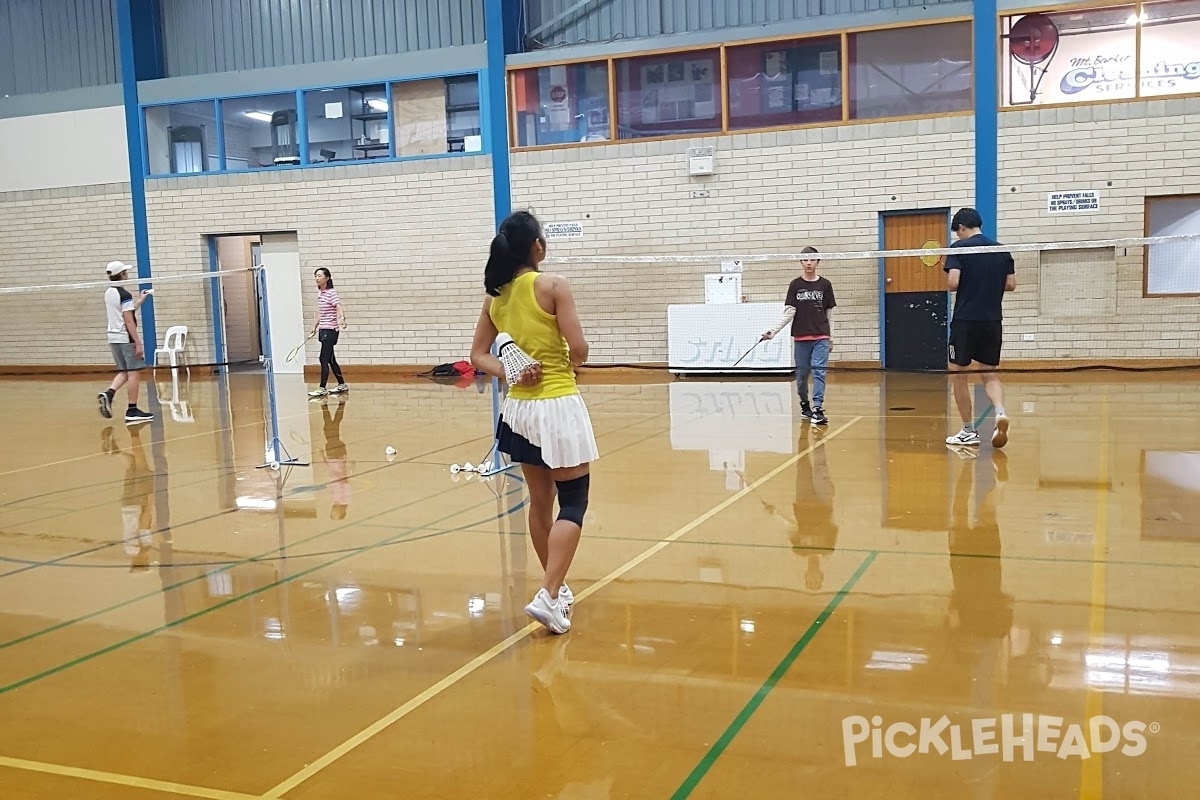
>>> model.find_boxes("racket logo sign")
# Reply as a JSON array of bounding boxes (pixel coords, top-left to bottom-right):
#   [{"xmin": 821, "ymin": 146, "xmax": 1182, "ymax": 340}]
[{"xmin": 842, "ymin": 714, "xmax": 1158, "ymax": 766}]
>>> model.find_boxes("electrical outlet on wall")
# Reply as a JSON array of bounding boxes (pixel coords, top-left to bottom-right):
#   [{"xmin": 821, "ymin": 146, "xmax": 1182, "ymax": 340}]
[{"xmin": 1023, "ymin": 333, "xmax": 1035, "ymax": 341}]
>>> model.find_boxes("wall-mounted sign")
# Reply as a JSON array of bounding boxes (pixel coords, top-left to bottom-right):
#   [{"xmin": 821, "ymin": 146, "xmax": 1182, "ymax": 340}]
[
  {"xmin": 1047, "ymin": 190, "xmax": 1100, "ymax": 213},
  {"xmin": 543, "ymin": 221, "xmax": 584, "ymax": 240},
  {"xmin": 1002, "ymin": 10, "xmax": 1200, "ymax": 106}
]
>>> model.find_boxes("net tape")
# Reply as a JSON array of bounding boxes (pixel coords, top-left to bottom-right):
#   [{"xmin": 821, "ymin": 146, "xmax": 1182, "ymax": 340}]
[
  {"xmin": 0, "ymin": 266, "xmax": 262, "ymax": 296},
  {"xmin": 544, "ymin": 232, "xmax": 1200, "ymax": 264}
]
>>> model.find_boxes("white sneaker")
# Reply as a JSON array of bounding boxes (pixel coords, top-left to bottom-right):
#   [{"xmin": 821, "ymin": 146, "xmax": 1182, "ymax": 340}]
[
  {"xmin": 946, "ymin": 428, "xmax": 981, "ymax": 446},
  {"xmin": 560, "ymin": 583, "xmax": 573, "ymax": 606},
  {"xmin": 992, "ymin": 413, "xmax": 1010, "ymax": 449},
  {"xmin": 308, "ymin": 387, "xmax": 328, "ymax": 398},
  {"xmin": 525, "ymin": 588, "xmax": 571, "ymax": 634}
]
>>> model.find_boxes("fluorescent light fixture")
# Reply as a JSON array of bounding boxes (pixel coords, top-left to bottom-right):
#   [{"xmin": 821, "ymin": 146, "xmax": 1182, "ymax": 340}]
[
  {"xmin": 367, "ymin": 98, "xmax": 389, "ymax": 112},
  {"xmin": 244, "ymin": 110, "xmax": 273, "ymax": 122}
]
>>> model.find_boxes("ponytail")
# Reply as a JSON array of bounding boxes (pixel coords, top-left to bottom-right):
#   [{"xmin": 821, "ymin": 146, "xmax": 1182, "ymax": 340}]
[
  {"xmin": 485, "ymin": 233, "xmax": 518, "ymax": 297},
  {"xmin": 484, "ymin": 210, "xmax": 545, "ymax": 296}
]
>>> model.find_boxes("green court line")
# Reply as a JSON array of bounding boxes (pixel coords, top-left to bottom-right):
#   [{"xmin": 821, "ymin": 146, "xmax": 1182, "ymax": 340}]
[
  {"xmin": 670, "ymin": 551, "xmax": 878, "ymax": 800},
  {"xmin": 0, "ymin": 484, "xmax": 525, "ymax": 696},
  {"xmin": 974, "ymin": 403, "xmax": 994, "ymax": 430}
]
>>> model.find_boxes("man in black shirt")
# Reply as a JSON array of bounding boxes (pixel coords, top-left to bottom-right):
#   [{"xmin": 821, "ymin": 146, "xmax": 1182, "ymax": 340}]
[
  {"xmin": 943, "ymin": 208, "xmax": 1015, "ymax": 449},
  {"xmin": 762, "ymin": 247, "xmax": 836, "ymax": 425}
]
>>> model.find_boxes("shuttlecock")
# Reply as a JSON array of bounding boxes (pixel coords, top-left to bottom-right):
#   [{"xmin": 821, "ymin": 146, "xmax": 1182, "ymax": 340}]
[
  {"xmin": 385, "ymin": 446, "xmax": 397, "ymax": 456},
  {"xmin": 495, "ymin": 332, "xmax": 540, "ymax": 385},
  {"xmin": 463, "ymin": 462, "xmax": 474, "ymax": 472}
]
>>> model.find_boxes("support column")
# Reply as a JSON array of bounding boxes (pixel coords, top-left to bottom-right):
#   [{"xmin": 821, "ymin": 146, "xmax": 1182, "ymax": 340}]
[
  {"xmin": 115, "ymin": 0, "xmax": 164, "ymax": 351},
  {"xmin": 974, "ymin": 0, "xmax": 1000, "ymax": 235}
]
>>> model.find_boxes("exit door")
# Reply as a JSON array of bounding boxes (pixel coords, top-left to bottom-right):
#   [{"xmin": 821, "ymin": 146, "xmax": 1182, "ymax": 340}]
[{"xmin": 882, "ymin": 211, "xmax": 950, "ymax": 370}]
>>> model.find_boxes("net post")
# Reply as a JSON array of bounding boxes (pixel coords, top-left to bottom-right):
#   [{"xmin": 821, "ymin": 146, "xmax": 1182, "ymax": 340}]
[{"xmin": 255, "ymin": 267, "xmax": 308, "ymax": 470}]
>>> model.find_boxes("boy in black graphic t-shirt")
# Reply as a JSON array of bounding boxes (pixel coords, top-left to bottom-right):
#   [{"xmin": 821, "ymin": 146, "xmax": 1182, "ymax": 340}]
[{"xmin": 763, "ymin": 247, "xmax": 836, "ymax": 425}]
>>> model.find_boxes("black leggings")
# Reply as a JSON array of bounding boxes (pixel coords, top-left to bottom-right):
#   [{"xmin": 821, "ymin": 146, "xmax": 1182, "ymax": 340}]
[{"xmin": 318, "ymin": 329, "xmax": 344, "ymax": 387}]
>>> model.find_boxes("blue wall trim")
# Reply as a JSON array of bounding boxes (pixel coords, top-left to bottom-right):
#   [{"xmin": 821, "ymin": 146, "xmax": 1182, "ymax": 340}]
[
  {"xmin": 116, "ymin": 0, "xmax": 156, "ymax": 353},
  {"xmin": 974, "ymin": 0, "xmax": 999, "ymax": 235}
]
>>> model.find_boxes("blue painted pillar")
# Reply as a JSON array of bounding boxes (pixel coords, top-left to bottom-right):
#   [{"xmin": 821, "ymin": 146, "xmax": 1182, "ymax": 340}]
[
  {"xmin": 484, "ymin": 0, "xmax": 521, "ymax": 227},
  {"xmin": 974, "ymin": 0, "xmax": 999, "ymax": 235},
  {"xmin": 115, "ymin": 0, "xmax": 164, "ymax": 352}
]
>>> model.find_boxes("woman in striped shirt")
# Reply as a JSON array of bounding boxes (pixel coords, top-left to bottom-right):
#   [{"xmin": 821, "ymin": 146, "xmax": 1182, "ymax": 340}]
[{"xmin": 308, "ymin": 268, "xmax": 348, "ymax": 397}]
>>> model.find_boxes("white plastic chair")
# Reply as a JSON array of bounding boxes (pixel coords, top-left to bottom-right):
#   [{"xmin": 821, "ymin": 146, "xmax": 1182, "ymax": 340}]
[{"xmin": 154, "ymin": 326, "xmax": 188, "ymax": 369}]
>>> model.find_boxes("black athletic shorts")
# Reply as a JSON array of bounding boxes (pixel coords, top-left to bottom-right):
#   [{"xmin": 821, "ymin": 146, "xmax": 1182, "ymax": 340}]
[{"xmin": 948, "ymin": 320, "xmax": 1003, "ymax": 367}]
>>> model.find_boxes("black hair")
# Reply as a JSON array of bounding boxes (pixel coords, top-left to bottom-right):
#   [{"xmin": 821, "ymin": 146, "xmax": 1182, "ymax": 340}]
[
  {"xmin": 485, "ymin": 210, "xmax": 544, "ymax": 297},
  {"xmin": 951, "ymin": 208, "xmax": 983, "ymax": 232},
  {"xmin": 801, "ymin": 246, "xmax": 820, "ymax": 258},
  {"xmin": 108, "ymin": 272, "xmax": 124, "ymax": 282},
  {"xmin": 315, "ymin": 267, "xmax": 334, "ymax": 288}
]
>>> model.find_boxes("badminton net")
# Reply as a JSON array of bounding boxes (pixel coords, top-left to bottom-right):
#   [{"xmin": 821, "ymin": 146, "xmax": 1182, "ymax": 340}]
[
  {"xmin": 0, "ymin": 267, "xmax": 262, "ymax": 376},
  {"xmin": 544, "ymin": 232, "xmax": 1200, "ymax": 373}
]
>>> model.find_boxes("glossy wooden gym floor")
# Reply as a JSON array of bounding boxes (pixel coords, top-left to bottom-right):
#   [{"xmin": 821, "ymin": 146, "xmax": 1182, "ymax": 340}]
[{"xmin": 1, "ymin": 369, "xmax": 1198, "ymax": 799}]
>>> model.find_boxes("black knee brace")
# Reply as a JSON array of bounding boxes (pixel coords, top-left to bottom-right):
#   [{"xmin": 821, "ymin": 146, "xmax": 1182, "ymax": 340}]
[{"xmin": 555, "ymin": 474, "xmax": 590, "ymax": 527}]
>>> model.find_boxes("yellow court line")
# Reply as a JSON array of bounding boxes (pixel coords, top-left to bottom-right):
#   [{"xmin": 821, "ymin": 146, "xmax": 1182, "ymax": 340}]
[
  {"xmin": 0, "ymin": 755, "xmax": 259, "ymax": 800},
  {"xmin": 1080, "ymin": 394, "xmax": 1109, "ymax": 800},
  {"xmin": 263, "ymin": 416, "xmax": 864, "ymax": 799}
]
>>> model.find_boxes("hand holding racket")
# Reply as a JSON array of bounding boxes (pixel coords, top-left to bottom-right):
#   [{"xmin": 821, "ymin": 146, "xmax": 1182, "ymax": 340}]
[{"xmin": 286, "ymin": 332, "xmax": 315, "ymax": 362}]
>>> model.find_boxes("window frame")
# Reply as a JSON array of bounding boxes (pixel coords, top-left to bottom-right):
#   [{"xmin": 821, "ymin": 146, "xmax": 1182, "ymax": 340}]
[
  {"xmin": 140, "ymin": 69, "xmax": 488, "ymax": 180},
  {"xmin": 1143, "ymin": 194, "xmax": 1200, "ymax": 297}
]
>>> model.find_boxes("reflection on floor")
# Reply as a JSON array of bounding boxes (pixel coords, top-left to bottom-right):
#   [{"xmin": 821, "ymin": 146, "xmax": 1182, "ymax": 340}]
[{"xmin": 0, "ymin": 369, "xmax": 1198, "ymax": 799}]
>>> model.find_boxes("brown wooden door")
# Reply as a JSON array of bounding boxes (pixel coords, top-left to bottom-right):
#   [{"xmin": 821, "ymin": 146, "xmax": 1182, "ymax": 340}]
[
  {"xmin": 884, "ymin": 213, "xmax": 949, "ymax": 293},
  {"xmin": 881, "ymin": 211, "xmax": 950, "ymax": 371}
]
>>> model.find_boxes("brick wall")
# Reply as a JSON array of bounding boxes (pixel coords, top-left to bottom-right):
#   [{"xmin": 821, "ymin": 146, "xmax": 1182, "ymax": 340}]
[
  {"xmin": 996, "ymin": 98, "xmax": 1200, "ymax": 361},
  {"xmin": 143, "ymin": 157, "xmax": 495, "ymax": 366},
  {"xmin": 0, "ymin": 183, "xmax": 134, "ymax": 366},
  {"xmin": 512, "ymin": 116, "xmax": 976, "ymax": 365}
]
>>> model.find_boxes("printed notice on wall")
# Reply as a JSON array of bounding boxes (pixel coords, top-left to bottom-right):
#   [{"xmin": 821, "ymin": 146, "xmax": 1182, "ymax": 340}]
[
  {"xmin": 1047, "ymin": 190, "xmax": 1100, "ymax": 214},
  {"xmin": 544, "ymin": 221, "xmax": 584, "ymax": 241}
]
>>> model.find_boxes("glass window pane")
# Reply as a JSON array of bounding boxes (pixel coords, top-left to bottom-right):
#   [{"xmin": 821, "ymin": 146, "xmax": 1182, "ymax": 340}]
[
  {"xmin": 1002, "ymin": 7, "xmax": 1136, "ymax": 106},
  {"xmin": 144, "ymin": 101, "xmax": 218, "ymax": 176},
  {"xmin": 392, "ymin": 75, "xmax": 481, "ymax": 156},
  {"xmin": 1140, "ymin": 0, "xmax": 1200, "ymax": 97},
  {"xmin": 511, "ymin": 61, "xmax": 611, "ymax": 147},
  {"xmin": 727, "ymin": 37, "xmax": 842, "ymax": 131},
  {"xmin": 304, "ymin": 84, "xmax": 389, "ymax": 163},
  {"xmin": 616, "ymin": 49, "xmax": 721, "ymax": 139},
  {"xmin": 220, "ymin": 93, "xmax": 299, "ymax": 170},
  {"xmin": 850, "ymin": 23, "xmax": 972, "ymax": 119}
]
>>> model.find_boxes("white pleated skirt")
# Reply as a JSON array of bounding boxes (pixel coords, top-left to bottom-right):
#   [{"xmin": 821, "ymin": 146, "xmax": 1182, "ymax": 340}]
[{"xmin": 498, "ymin": 392, "xmax": 599, "ymax": 470}]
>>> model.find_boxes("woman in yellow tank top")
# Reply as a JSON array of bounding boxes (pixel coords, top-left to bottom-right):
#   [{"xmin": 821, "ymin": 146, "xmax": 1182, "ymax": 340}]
[{"xmin": 470, "ymin": 211, "xmax": 598, "ymax": 635}]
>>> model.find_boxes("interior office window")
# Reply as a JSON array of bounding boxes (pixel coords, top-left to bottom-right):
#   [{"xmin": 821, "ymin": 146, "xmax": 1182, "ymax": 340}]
[
  {"xmin": 391, "ymin": 75, "xmax": 481, "ymax": 156},
  {"xmin": 304, "ymin": 84, "xmax": 390, "ymax": 163},
  {"xmin": 727, "ymin": 37, "xmax": 843, "ymax": 131},
  {"xmin": 849, "ymin": 23, "xmax": 973, "ymax": 119},
  {"xmin": 511, "ymin": 62, "xmax": 611, "ymax": 147},
  {"xmin": 1139, "ymin": 0, "xmax": 1200, "ymax": 97},
  {"xmin": 615, "ymin": 49, "xmax": 722, "ymax": 139},
  {"xmin": 220, "ymin": 93, "xmax": 299, "ymax": 170},
  {"xmin": 144, "ymin": 101, "xmax": 218, "ymax": 176},
  {"xmin": 1145, "ymin": 195, "xmax": 1200, "ymax": 295},
  {"xmin": 1001, "ymin": 7, "xmax": 1136, "ymax": 107}
]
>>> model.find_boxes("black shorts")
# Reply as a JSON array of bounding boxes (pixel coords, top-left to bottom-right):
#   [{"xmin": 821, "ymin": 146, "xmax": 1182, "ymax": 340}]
[
  {"xmin": 948, "ymin": 321, "xmax": 1002, "ymax": 367},
  {"xmin": 496, "ymin": 417, "xmax": 548, "ymax": 468}
]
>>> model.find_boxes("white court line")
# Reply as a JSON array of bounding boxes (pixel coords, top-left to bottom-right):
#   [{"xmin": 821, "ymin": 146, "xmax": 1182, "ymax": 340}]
[{"xmin": 263, "ymin": 415, "xmax": 864, "ymax": 799}]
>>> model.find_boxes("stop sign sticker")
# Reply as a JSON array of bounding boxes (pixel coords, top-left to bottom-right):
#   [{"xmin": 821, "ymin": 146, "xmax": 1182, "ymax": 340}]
[{"xmin": 550, "ymin": 85, "xmax": 568, "ymax": 103}]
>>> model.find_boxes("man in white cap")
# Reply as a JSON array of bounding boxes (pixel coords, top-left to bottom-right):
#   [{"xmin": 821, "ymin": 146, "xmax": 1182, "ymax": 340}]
[{"xmin": 99, "ymin": 260, "xmax": 154, "ymax": 424}]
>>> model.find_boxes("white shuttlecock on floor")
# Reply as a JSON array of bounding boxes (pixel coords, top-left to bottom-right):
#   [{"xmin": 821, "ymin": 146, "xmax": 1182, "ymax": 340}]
[
  {"xmin": 495, "ymin": 332, "xmax": 540, "ymax": 385},
  {"xmin": 450, "ymin": 464, "xmax": 462, "ymax": 474}
]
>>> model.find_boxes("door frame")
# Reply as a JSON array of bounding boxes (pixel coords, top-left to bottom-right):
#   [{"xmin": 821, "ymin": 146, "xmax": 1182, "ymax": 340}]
[
  {"xmin": 877, "ymin": 207, "xmax": 952, "ymax": 369},
  {"xmin": 207, "ymin": 237, "xmax": 228, "ymax": 374}
]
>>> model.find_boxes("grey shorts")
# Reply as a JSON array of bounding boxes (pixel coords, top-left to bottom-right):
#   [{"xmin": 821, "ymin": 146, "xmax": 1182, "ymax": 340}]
[{"xmin": 110, "ymin": 343, "xmax": 146, "ymax": 372}]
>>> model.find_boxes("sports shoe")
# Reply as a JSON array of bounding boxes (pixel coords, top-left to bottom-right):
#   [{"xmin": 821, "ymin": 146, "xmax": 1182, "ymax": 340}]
[
  {"xmin": 98, "ymin": 391, "xmax": 114, "ymax": 419},
  {"xmin": 330, "ymin": 384, "xmax": 349, "ymax": 394},
  {"xmin": 946, "ymin": 427, "xmax": 980, "ymax": 446},
  {"xmin": 525, "ymin": 588, "xmax": 571, "ymax": 634},
  {"xmin": 992, "ymin": 413, "xmax": 1010, "ymax": 449},
  {"xmin": 308, "ymin": 387, "xmax": 329, "ymax": 398},
  {"xmin": 560, "ymin": 583, "xmax": 574, "ymax": 606},
  {"xmin": 800, "ymin": 401, "xmax": 813, "ymax": 421},
  {"xmin": 124, "ymin": 407, "xmax": 154, "ymax": 425},
  {"xmin": 811, "ymin": 406, "xmax": 829, "ymax": 425}
]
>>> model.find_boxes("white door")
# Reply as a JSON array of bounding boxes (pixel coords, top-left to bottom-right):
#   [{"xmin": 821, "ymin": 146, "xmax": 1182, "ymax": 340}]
[{"xmin": 259, "ymin": 233, "xmax": 305, "ymax": 374}]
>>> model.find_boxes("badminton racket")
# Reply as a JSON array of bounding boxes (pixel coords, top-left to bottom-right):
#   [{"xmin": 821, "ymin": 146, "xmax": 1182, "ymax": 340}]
[
  {"xmin": 731, "ymin": 307, "xmax": 795, "ymax": 368},
  {"xmin": 496, "ymin": 333, "xmax": 540, "ymax": 384},
  {"xmin": 286, "ymin": 332, "xmax": 314, "ymax": 362}
]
